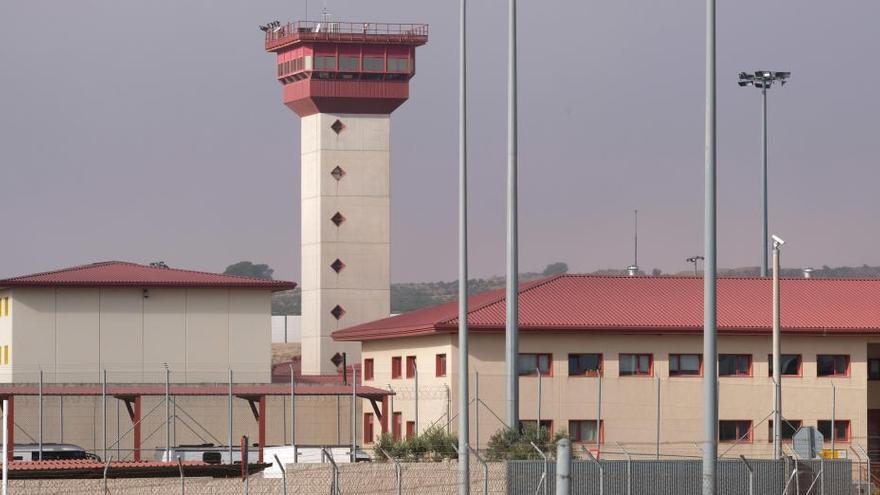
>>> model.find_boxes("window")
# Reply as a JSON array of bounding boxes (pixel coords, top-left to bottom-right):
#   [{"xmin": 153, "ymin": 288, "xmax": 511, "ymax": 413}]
[
  {"xmin": 339, "ymin": 56, "xmax": 359, "ymax": 71},
  {"xmin": 619, "ymin": 354, "xmax": 653, "ymax": 376},
  {"xmin": 406, "ymin": 421, "xmax": 415, "ymax": 439},
  {"xmin": 767, "ymin": 354, "xmax": 802, "ymax": 376},
  {"xmin": 719, "ymin": 354, "xmax": 752, "ymax": 377},
  {"xmin": 568, "ymin": 354, "xmax": 602, "ymax": 376},
  {"xmin": 387, "ymin": 58, "xmax": 409, "ymax": 72},
  {"xmin": 277, "ymin": 64, "xmax": 284, "ymax": 77},
  {"xmin": 817, "ymin": 355, "xmax": 849, "ymax": 377},
  {"xmin": 569, "ymin": 420, "xmax": 603, "ymax": 443},
  {"xmin": 669, "ymin": 354, "xmax": 702, "ymax": 376},
  {"xmin": 314, "ymin": 55, "xmax": 336, "ymax": 70},
  {"xmin": 817, "ymin": 420, "xmax": 850, "ymax": 442},
  {"xmin": 870, "ymin": 359, "xmax": 880, "ymax": 380},
  {"xmin": 304, "ymin": 55, "xmax": 312, "ymax": 70},
  {"xmin": 363, "ymin": 57, "xmax": 384, "ymax": 71},
  {"xmin": 392, "ymin": 412, "xmax": 402, "ymax": 441},
  {"xmin": 363, "ymin": 358, "xmax": 374, "ymax": 381},
  {"xmin": 406, "ymin": 356, "xmax": 417, "ymax": 378},
  {"xmin": 391, "ymin": 357, "xmax": 402, "ymax": 379},
  {"xmin": 719, "ymin": 420, "xmax": 752, "ymax": 442},
  {"xmin": 518, "ymin": 353, "xmax": 552, "ymax": 376},
  {"xmin": 363, "ymin": 413, "xmax": 374, "ymax": 443},
  {"xmin": 519, "ymin": 420, "xmax": 553, "ymax": 436},
  {"xmin": 435, "ymin": 354, "xmax": 447, "ymax": 377},
  {"xmin": 768, "ymin": 420, "xmax": 802, "ymax": 442}
]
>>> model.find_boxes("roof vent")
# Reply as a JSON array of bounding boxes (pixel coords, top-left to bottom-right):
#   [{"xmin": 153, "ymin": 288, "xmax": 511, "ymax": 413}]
[
  {"xmin": 626, "ymin": 265, "xmax": 639, "ymax": 277},
  {"xmin": 149, "ymin": 262, "xmax": 169, "ymax": 269},
  {"xmin": 802, "ymin": 267, "xmax": 814, "ymax": 279}
]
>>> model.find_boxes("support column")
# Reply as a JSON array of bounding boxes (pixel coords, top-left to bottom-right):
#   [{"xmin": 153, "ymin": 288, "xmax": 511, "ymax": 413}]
[
  {"xmin": 380, "ymin": 396, "xmax": 389, "ymax": 435},
  {"xmin": 258, "ymin": 396, "xmax": 266, "ymax": 463},
  {"xmin": 133, "ymin": 396, "xmax": 142, "ymax": 462},
  {"xmin": 4, "ymin": 396, "xmax": 13, "ymax": 462}
]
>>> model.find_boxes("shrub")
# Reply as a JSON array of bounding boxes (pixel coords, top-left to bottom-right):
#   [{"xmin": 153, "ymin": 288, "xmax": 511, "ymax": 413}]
[
  {"xmin": 373, "ymin": 426, "xmax": 458, "ymax": 462},
  {"xmin": 486, "ymin": 423, "xmax": 567, "ymax": 461}
]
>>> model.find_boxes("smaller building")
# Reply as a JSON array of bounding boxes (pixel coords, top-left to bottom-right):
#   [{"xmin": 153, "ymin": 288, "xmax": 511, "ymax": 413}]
[{"xmin": 0, "ymin": 261, "xmax": 296, "ymax": 384}]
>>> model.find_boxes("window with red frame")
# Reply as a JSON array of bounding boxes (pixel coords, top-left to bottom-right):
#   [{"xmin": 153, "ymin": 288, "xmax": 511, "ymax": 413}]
[
  {"xmin": 406, "ymin": 356, "xmax": 417, "ymax": 378},
  {"xmin": 435, "ymin": 354, "xmax": 447, "ymax": 377},
  {"xmin": 768, "ymin": 420, "xmax": 802, "ymax": 442},
  {"xmin": 767, "ymin": 354, "xmax": 802, "ymax": 376},
  {"xmin": 719, "ymin": 354, "xmax": 752, "ymax": 377},
  {"xmin": 406, "ymin": 421, "xmax": 415, "ymax": 439},
  {"xmin": 719, "ymin": 420, "xmax": 752, "ymax": 442},
  {"xmin": 392, "ymin": 412, "xmax": 402, "ymax": 441},
  {"xmin": 669, "ymin": 354, "xmax": 702, "ymax": 376},
  {"xmin": 817, "ymin": 355, "xmax": 849, "ymax": 377},
  {"xmin": 517, "ymin": 353, "xmax": 552, "ymax": 376},
  {"xmin": 818, "ymin": 420, "xmax": 850, "ymax": 442},
  {"xmin": 363, "ymin": 413, "xmax": 374, "ymax": 444},
  {"xmin": 569, "ymin": 420, "xmax": 603, "ymax": 443},
  {"xmin": 568, "ymin": 354, "xmax": 602, "ymax": 376},
  {"xmin": 870, "ymin": 359, "xmax": 880, "ymax": 380},
  {"xmin": 363, "ymin": 358, "xmax": 374, "ymax": 381},
  {"xmin": 391, "ymin": 357, "xmax": 402, "ymax": 379},
  {"xmin": 619, "ymin": 354, "xmax": 653, "ymax": 376}
]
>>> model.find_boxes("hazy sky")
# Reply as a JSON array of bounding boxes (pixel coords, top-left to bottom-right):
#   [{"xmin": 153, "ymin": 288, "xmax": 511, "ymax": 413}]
[{"xmin": 2, "ymin": 1, "xmax": 878, "ymax": 283}]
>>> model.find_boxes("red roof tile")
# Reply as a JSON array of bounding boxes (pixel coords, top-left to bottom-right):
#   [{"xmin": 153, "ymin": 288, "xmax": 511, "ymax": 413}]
[
  {"xmin": 0, "ymin": 261, "xmax": 296, "ymax": 291},
  {"xmin": 332, "ymin": 274, "xmax": 880, "ymax": 341}
]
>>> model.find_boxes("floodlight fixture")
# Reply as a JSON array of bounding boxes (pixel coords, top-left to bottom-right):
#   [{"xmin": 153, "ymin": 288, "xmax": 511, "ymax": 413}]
[{"xmin": 771, "ymin": 234, "xmax": 785, "ymax": 247}]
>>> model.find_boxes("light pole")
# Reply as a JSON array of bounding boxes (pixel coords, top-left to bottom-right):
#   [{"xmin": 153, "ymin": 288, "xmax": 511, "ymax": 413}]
[
  {"xmin": 686, "ymin": 256, "xmax": 705, "ymax": 276},
  {"xmin": 738, "ymin": 71, "xmax": 791, "ymax": 277},
  {"xmin": 771, "ymin": 234, "xmax": 785, "ymax": 459},
  {"xmin": 458, "ymin": 0, "xmax": 470, "ymax": 492},
  {"xmin": 505, "ymin": 0, "xmax": 520, "ymax": 430}
]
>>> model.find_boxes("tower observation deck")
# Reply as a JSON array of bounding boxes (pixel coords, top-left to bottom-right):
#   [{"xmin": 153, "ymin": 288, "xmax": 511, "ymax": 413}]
[{"xmin": 264, "ymin": 20, "xmax": 428, "ymax": 374}]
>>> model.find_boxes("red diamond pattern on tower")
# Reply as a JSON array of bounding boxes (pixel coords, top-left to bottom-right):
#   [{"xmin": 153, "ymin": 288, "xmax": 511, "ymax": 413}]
[
  {"xmin": 331, "ymin": 259, "xmax": 346, "ymax": 273},
  {"xmin": 331, "ymin": 212, "xmax": 346, "ymax": 227},
  {"xmin": 330, "ymin": 119, "xmax": 346, "ymax": 135},
  {"xmin": 330, "ymin": 305, "xmax": 346, "ymax": 320}
]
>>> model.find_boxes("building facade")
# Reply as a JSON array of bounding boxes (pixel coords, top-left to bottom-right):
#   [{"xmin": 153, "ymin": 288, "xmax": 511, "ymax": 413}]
[{"xmin": 334, "ymin": 275, "xmax": 880, "ymax": 460}]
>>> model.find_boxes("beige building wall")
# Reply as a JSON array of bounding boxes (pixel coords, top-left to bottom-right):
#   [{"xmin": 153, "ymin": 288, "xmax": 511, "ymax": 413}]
[
  {"xmin": 0, "ymin": 289, "xmax": 12, "ymax": 381},
  {"xmin": 7, "ymin": 287, "xmax": 272, "ymax": 384},
  {"xmin": 300, "ymin": 113, "xmax": 392, "ymax": 375},
  {"xmin": 361, "ymin": 332, "xmax": 870, "ymax": 458}
]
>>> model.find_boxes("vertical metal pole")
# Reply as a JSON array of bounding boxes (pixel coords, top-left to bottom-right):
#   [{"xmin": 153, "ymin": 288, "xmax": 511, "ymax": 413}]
[
  {"xmin": 596, "ymin": 374, "xmax": 602, "ymax": 454},
  {"xmin": 537, "ymin": 367, "xmax": 542, "ymax": 434},
  {"xmin": 2, "ymin": 399, "xmax": 7, "ymax": 495},
  {"xmin": 336, "ymin": 396, "xmax": 341, "ymax": 444},
  {"xmin": 102, "ymin": 368, "xmax": 107, "ymax": 462},
  {"xmin": 458, "ymin": 0, "xmax": 470, "ymax": 490},
  {"xmin": 445, "ymin": 384, "xmax": 451, "ymax": 433},
  {"xmin": 773, "ymin": 245, "xmax": 782, "ymax": 459},
  {"xmin": 116, "ymin": 399, "xmax": 120, "ymax": 460},
  {"xmin": 475, "ymin": 371, "xmax": 480, "ymax": 453},
  {"xmin": 38, "ymin": 369, "xmax": 43, "ymax": 461},
  {"xmin": 702, "ymin": 0, "xmax": 718, "ymax": 492},
  {"xmin": 556, "ymin": 438, "xmax": 571, "ymax": 495},
  {"xmin": 414, "ymin": 361, "xmax": 419, "ymax": 434},
  {"xmin": 656, "ymin": 375, "xmax": 660, "ymax": 459},
  {"xmin": 831, "ymin": 382, "xmax": 836, "ymax": 456},
  {"xmin": 228, "ymin": 369, "xmax": 233, "ymax": 464},
  {"xmin": 351, "ymin": 368, "xmax": 357, "ymax": 463},
  {"xmin": 165, "ymin": 365, "xmax": 171, "ymax": 459},
  {"xmin": 275, "ymin": 454, "xmax": 287, "ymax": 495},
  {"xmin": 505, "ymin": 0, "xmax": 520, "ymax": 430},
  {"xmin": 284, "ymin": 316, "xmax": 288, "ymax": 343},
  {"xmin": 290, "ymin": 365, "xmax": 296, "ymax": 450},
  {"xmin": 59, "ymin": 395, "xmax": 63, "ymax": 444},
  {"xmin": 177, "ymin": 455, "xmax": 185, "ymax": 495},
  {"xmin": 761, "ymin": 87, "xmax": 768, "ymax": 277}
]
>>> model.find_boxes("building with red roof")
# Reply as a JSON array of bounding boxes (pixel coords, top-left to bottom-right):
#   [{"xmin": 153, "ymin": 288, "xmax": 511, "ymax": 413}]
[{"xmin": 333, "ymin": 274, "xmax": 880, "ymax": 459}]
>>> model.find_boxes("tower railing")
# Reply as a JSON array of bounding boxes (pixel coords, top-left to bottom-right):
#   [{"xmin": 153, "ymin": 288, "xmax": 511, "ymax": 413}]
[{"xmin": 265, "ymin": 21, "xmax": 429, "ymax": 50}]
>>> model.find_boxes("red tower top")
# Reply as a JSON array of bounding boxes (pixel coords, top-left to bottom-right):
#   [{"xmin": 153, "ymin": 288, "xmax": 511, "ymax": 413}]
[{"xmin": 264, "ymin": 21, "xmax": 429, "ymax": 117}]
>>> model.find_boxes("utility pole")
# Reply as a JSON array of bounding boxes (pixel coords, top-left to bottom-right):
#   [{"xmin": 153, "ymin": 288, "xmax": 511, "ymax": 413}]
[{"xmin": 505, "ymin": 0, "xmax": 520, "ymax": 432}]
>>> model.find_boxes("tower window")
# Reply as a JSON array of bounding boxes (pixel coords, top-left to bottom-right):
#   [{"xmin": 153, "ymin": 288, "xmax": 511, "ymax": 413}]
[
  {"xmin": 387, "ymin": 58, "xmax": 409, "ymax": 72},
  {"xmin": 331, "ymin": 166, "xmax": 346, "ymax": 181},
  {"xmin": 363, "ymin": 57, "xmax": 384, "ymax": 71},
  {"xmin": 330, "ymin": 305, "xmax": 346, "ymax": 320},
  {"xmin": 330, "ymin": 119, "xmax": 346, "ymax": 134},
  {"xmin": 331, "ymin": 259, "xmax": 346, "ymax": 273},
  {"xmin": 339, "ymin": 56, "xmax": 359, "ymax": 71},
  {"xmin": 314, "ymin": 56, "xmax": 336, "ymax": 70},
  {"xmin": 331, "ymin": 212, "xmax": 346, "ymax": 226}
]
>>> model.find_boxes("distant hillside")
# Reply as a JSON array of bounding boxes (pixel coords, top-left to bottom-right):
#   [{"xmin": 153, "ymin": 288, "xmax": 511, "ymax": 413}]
[{"xmin": 271, "ymin": 264, "xmax": 880, "ymax": 315}]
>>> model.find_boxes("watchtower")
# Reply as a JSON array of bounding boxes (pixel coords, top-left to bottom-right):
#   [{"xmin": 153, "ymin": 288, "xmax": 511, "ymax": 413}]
[{"xmin": 265, "ymin": 20, "xmax": 428, "ymax": 374}]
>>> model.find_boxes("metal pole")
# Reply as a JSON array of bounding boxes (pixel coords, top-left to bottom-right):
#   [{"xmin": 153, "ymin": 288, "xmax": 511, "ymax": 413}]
[
  {"xmin": 60, "ymin": 395, "xmax": 63, "ymax": 444},
  {"xmin": 656, "ymin": 376, "xmax": 660, "ymax": 460},
  {"xmin": 596, "ymin": 374, "xmax": 602, "ymax": 454},
  {"xmin": 556, "ymin": 438, "xmax": 571, "ymax": 495},
  {"xmin": 165, "ymin": 365, "xmax": 171, "ymax": 459},
  {"xmin": 702, "ymin": 1, "xmax": 718, "ymax": 493},
  {"xmin": 537, "ymin": 367, "xmax": 541, "ymax": 435},
  {"xmin": 773, "ymin": 244, "xmax": 782, "ymax": 459},
  {"xmin": 38, "ymin": 369, "xmax": 43, "ymax": 461},
  {"xmin": 228, "ymin": 369, "xmax": 233, "ymax": 464},
  {"xmin": 458, "ymin": 0, "xmax": 470, "ymax": 490},
  {"xmin": 2, "ymin": 399, "xmax": 7, "ymax": 495},
  {"xmin": 739, "ymin": 455, "xmax": 754, "ymax": 495},
  {"xmin": 102, "ymin": 368, "xmax": 107, "ymax": 462},
  {"xmin": 446, "ymin": 385, "xmax": 451, "ymax": 433},
  {"xmin": 617, "ymin": 442, "xmax": 631, "ymax": 495},
  {"xmin": 290, "ymin": 365, "xmax": 296, "ymax": 452},
  {"xmin": 116, "ymin": 398, "xmax": 120, "ymax": 460},
  {"xmin": 831, "ymin": 382, "xmax": 836, "ymax": 457},
  {"xmin": 761, "ymin": 86, "xmax": 768, "ymax": 277},
  {"xmin": 274, "ymin": 454, "xmax": 287, "ymax": 495},
  {"xmin": 103, "ymin": 455, "xmax": 112, "ymax": 495},
  {"xmin": 178, "ymin": 455, "xmax": 185, "ymax": 495},
  {"xmin": 475, "ymin": 371, "xmax": 480, "ymax": 453},
  {"xmin": 584, "ymin": 447, "xmax": 603, "ymax": 495},
  {"xmin": 414, "ymin": 361, "xmax": 419, "ymax": 435},
  {"xmin": 336, "ymin": 396, "xmax": 341, "ymax": 444},
  {"xmin": 351, "ymin": 368, "xmax": 357, "ymax": 463},
  {"xmin": 851, "ymin": 446, "xmax": 863, "ymax": 495},
  {"xmin": 505, "ymin": 0, "xmax": 520, "ymax": 430}
]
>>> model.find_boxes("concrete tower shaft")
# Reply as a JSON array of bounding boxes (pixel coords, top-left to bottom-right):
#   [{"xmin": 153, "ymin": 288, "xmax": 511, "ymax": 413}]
[{"xmin": 265, "ymin": 21, "xmax": 428, "ymax": 374}]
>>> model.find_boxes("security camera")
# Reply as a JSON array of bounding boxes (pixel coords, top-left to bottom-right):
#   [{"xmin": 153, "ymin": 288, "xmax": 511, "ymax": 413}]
[{"xmin": 771, "ymin": 234, "xmax": 785, "ymax": 246}]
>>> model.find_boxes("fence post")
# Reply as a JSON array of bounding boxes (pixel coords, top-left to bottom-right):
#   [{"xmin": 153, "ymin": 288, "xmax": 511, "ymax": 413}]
[
  {"xmin": 616, "ymin": 442, "xmax": 631, "ymax": 495},
  {"xmin": 323, "ymin": 447, "xmax": 341, "ymax": 495},
  {"xmin": 38, "ymin": 369, "xmax": 43, "ymax": 461},
  {"xmin": 596, "ymin": 374, "xmax": 602, "ymax": 455},
  {"xmin": 381, "ymin": 448, "xmax": 401, "ymax": 495},
  {"xmin": 583, "ymin": 446, "xmax": 603, "ymax": 495},
  {"xmin": 556, "ymin": 438, "xmax": 571, "ymax": 495},
  {"xmin": 475, "ymin": 371, "xmax": 480, "ymax": 453},
  {"xmin": 655, "ymin": 376, "xmax": 660, "ymax": 460},
  {"xmin": 530, "ymin": 441, "xmax": 548, "ymax": 495},
  {"xmin": 831, "ymin": 382, "xmax": 836, "ymax": 458},
  {"xmin": 851, "ymin": 446, "xmax": 863, "ymax": 495},
  {"xmin": 102, "ymin": 455, "xmax": 112, "ymax": 495},
  {"xmin": 228, "ymin": 369, "xmax": 233, "ymax": 464},
  {"xmin": 738, "ymin": 455, "xmax": 754, "ymax": 495},
  {"xmin": 274, "ymin": 454, "xmax": 287, "ymax": 495},
  {"xmin": 858, "ymin": 445, "xmax": 871, "ymax": 491},
  {"xmin": 177, "ymin": 455, "xmax": 185, "ymax": 495},
  {"xmin": 469, "ymin": 445, "xmax": 489, "ymax": 495}
]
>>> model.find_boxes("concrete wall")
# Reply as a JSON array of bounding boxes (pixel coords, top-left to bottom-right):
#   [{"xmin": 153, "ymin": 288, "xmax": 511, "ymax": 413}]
[
  {"xmin": 363, "ymin": 332, "xmax": 870, "ymax": 458},
  {"xmin": 300, "ymin": 113, "xmax": 392, "ymax": 374},
  {"xmin": 6, "ymin": 287, "xmax": 272, "ymax": 383}
]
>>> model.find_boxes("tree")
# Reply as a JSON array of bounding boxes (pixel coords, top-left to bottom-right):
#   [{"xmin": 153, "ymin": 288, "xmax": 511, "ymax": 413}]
[
  {"xmin": 223, "ymin": 261, "xmax": 274, "ymax": 280},
  {"xmin": 486, "ymin": 423, "xmax": 567, "ymax": 461},
  {"xmin": 542, "ymin": 262, "xmax": 569, "ymax": 276}
]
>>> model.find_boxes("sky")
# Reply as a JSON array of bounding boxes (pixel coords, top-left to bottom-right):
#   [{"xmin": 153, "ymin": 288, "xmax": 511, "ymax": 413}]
[{"xmin": 1, "ymin": 1, "xmax": 879, "ymax": 283}]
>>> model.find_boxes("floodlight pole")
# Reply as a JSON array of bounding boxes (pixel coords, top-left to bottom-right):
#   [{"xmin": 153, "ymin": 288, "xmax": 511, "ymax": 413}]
[
  {"xmin": 505, "ymin": 0, "xmax": 520, "ymax": 432},
  {"xmin": 772, "ymin": 240, "xmax": 782, "ymax": 459},
  {"xmin": 458, "ymin": 0, "xmax": 471, "ymax": 491},
  {"xmin": 702, "ymin": 0, "xmax": 718, "ymax": 493},
  {"xmin": 761, "ymin": 86, "xmax": 768, "ymax": 277}
]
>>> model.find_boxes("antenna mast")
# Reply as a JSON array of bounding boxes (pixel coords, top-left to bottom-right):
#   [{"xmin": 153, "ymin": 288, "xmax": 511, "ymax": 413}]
[{"xmin": 634, "ymin": 209, "xmax": 638, "ymax": 268}]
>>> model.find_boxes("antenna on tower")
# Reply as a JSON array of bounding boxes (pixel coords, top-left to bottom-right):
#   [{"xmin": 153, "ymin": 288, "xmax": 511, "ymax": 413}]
[{"xmin": 627, "ymin": 209, "xmax": 640, "ymax": 276}]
